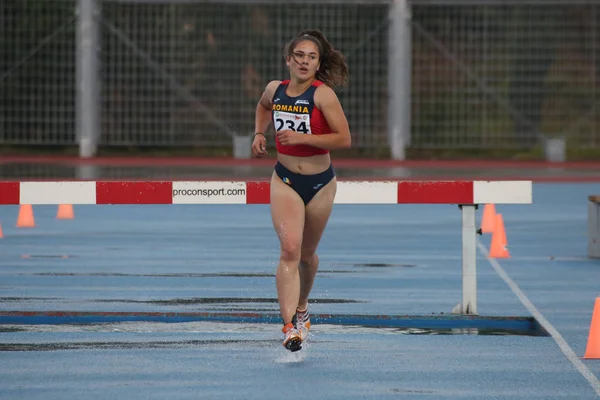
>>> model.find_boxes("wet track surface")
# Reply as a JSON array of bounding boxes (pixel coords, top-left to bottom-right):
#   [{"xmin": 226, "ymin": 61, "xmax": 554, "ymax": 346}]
[{"xmin": 0, "ymin": 161, "xmax": 600, "ymax": 399}]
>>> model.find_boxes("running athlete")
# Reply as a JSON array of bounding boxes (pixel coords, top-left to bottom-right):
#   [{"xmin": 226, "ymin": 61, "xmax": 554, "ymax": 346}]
[{"xmin": 251, "ymin": 29, "xmax": 351, "ymax": 352}]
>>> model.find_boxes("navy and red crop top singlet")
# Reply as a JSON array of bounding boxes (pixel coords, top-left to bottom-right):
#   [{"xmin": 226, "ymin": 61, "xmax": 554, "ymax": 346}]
[{"xmin": 271, "ymin": 79, "xmax": 332, "ymax": 157}]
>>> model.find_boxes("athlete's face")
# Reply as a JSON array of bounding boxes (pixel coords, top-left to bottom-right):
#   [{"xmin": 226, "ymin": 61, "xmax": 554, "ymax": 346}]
[{"xmin": 287, "ymin": 40, "xmax": 320, "ymax": 81}]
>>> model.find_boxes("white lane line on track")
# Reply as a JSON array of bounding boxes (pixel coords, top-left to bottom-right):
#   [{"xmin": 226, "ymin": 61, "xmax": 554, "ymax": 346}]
[{"xmin": 477, "ymin": 239, "xmax": 600, "ymax": 397}]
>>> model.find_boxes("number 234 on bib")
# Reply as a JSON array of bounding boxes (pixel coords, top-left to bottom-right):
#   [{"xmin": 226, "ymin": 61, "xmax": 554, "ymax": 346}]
[{"xmin": 274, "ymin": 111, "xmax": 312, "ymax": 134}]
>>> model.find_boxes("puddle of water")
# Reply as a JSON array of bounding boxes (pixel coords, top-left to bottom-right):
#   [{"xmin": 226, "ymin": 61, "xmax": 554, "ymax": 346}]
[
  {"xmin": 0, "ymin": 339, "xmax": 278, "ymax": 352},
  {"xmin": 28, "ymin": 270, "xmax": 359, "ymax": 277},
  {"xmin": 93, "ymin": 297, "xmax": 363, "ymax": 305},
  {"xmin": 380, "ymin": 326, "xmax": 545, "ymax": 337},
  {"xmin": 351, "ymin": 263, "xmax": 417, "ymax": 268},
  {"xmin": 0, "ymin": 312, "xmax": 549, "ymax": 337},
  {"xmin": 32, "ymin": 272, "xmax": 274, "ymax": 277}
]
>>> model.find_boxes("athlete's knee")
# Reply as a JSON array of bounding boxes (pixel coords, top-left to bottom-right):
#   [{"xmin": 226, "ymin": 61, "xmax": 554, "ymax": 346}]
[
  {"xmin": 300, "ymin": 252, "xmax": 318, "ymax": 266},
  {"xmin": 280, "ymin": 241, "xmax": 302, "ymax": 262}
]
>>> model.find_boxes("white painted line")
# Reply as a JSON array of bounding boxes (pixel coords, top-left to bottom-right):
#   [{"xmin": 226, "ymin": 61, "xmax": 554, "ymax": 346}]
[
  {"xmin": 473, "ymin": 181, "xmax": 533, "ymax": 204},
  {"xmin": 20, "ymin": 182, "xmax": 97, "ymax": 204},
  {"xmin": 334, "ymin": 181, "xmax": 397, "ymax": 204},
  {"xmin": 172, "ymin": 181, "xmax": 246, "ymax": 204},
  {"xmin": 477, "ymin": 239, "xmax": 600, "ymax": 396}
]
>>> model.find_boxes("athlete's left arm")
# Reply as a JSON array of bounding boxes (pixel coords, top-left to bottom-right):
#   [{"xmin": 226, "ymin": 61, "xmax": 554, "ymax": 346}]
[{"xmin": 300, "ymin": 85, "xmax": 351, "ymax": 149}]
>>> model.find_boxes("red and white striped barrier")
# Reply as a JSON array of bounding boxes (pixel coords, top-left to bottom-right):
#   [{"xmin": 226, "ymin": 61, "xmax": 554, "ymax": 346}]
[
  {"xmin": 0, "ymin": 179, "xmax": 533, "ymax": 316},
  {"xmin": 0, "ymin": 180, "xmax": 532, "ymax": 205}
]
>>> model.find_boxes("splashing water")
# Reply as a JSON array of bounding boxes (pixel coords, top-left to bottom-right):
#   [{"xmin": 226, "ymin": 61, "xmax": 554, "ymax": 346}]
[{"xmin": 274, "ymin": 341, "xmax": 309, "ymax": 364}]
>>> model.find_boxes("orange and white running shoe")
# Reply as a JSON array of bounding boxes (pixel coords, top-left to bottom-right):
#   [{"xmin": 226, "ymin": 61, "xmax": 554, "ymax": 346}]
[
  {"xmin": 295, "ymin": 307, "xmax": 311, "ymax": 342},
  {"xmin": 282, "ymin": 322, "xmax": 302, "ymax": 352}
]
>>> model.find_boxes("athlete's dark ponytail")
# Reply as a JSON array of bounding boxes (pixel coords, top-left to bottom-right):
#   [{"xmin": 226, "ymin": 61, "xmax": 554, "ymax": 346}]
[{"xmin": 284, "ymin": 29, "xmax": 349, "ymax": 89}]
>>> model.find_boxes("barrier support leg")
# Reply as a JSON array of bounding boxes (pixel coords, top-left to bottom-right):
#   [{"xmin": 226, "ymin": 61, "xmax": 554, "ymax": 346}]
[{"xmin": 454, "ymin": 204, "xmax": 478, "ymax": 315}]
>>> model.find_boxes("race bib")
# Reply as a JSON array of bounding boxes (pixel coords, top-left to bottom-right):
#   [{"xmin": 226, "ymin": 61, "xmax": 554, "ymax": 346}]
[{"xmin": 274, "ymin": 111, "xmax": 312, "ymax": 135}]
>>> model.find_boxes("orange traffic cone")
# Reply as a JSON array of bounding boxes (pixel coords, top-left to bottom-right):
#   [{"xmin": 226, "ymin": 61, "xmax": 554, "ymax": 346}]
[
  {"xmin": 56, "ymin": 204, "xmax": 74, "ymax": 219},
  {"xmin": 489, "ymin": 213, "xmax": 509, "ymax": 258},
  {"xmin": 584, "ymin": 297, "xmax": 600, "ymax": 359},
  {"xmin": 16, "ymin": 204, "xmax": 35, "ymax": 228},
  {"xmin": 480, "ymin": 204, "xmax": 496, "ymax": 234},
  {"xmin": 0, "ymin": 222, "xmax": 3, "ymax": 238}
]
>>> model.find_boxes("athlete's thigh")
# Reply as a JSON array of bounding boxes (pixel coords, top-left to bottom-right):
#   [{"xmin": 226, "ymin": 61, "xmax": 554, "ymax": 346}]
[
  {"xmin": 270, "ymin": 171, "xmax": 306, "ymax": 249},
  {"xmin": 301, "ymin": 177, "xmax": 337, "ymax": 254}
]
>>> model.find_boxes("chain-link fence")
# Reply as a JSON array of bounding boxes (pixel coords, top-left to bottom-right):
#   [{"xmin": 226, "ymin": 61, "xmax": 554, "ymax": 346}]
[
  {"xmin": 411, "ymin": 4, "xmax": 600, "ymax": 150},
  {"xmin": 1, "ymin": 0, "xmax": 599, "ymax": 156},
  {"xmin": 0, "ymin": 0, "xmax": 77, "ymax": 145},
  {"xmin": 99, "ymin": 1, "xmax": 390, "ymax": 149}
]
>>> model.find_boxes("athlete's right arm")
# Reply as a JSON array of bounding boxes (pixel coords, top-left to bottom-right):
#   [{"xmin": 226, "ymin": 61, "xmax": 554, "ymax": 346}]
[
  {"xmin": 252, "ymin": 80, "xmax": 280, "ymax": 158},
  {"xmin": 254, "ymin": 80, "xmax": 280, "ymax": 134}
]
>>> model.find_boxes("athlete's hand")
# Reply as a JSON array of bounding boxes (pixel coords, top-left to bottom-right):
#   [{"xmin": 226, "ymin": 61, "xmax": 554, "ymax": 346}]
[
  {"xmin": 251, "ymin": 133, "xmax": 268, "ymax": 158},
  {"xmin": 276, "ymin": 129, "xmax": 304, "ymax": 146}
]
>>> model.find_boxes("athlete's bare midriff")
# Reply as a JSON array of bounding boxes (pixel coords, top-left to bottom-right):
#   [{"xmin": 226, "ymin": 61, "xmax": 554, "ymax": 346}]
[{"xmin": 277, "ymin": 152, "xmax": 332, "ymax": 175}]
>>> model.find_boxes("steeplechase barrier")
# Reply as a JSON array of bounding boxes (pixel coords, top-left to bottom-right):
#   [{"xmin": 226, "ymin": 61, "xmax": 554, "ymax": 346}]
[{"xmin": 0, "ymin": 179, "xmax": 532, "ymax": 317}]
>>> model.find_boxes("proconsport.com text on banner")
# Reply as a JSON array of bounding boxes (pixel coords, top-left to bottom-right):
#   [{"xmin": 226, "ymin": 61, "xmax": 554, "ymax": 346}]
[{"xmin": 172, "ymin": 182, "xmax": 246, "ymax": 204}]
